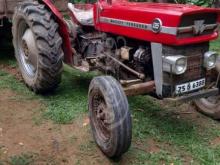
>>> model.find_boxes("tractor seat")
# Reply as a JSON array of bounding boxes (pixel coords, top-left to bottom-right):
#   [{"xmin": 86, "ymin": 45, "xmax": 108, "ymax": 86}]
[{"xmin": 68, "ymin": 3, "xmax": 94, "ymax": 26}]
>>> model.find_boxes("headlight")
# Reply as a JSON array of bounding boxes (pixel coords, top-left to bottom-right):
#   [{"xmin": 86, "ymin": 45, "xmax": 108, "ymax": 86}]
[
  {"xmin": 204, "ymin": 51, "xmax": 217, "ymax": 70},
  {"xmin": 163, "ymin": 55, "xmax": 187, "ymax": 75}
]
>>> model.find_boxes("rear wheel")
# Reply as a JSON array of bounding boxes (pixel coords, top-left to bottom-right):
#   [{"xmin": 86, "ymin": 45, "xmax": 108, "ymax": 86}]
[
  {"xmin": 88, "ymin": 76, "xmax": 132, "ymax": 158},
  {"xmin": 12, "ymin": 1, "xmax": 63, "ymax": 93}
]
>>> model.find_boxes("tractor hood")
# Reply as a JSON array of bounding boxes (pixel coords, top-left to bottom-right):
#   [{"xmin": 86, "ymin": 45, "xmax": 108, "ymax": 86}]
[{"xmin": 95, "ymin": 1, "xmax": 220, "ymax": 45}]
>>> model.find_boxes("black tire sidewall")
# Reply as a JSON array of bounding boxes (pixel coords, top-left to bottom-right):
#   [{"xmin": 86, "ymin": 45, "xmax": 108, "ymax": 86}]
[{"xmin": 89, "ymin": 76, "xmax": 131, "ymax": 158}]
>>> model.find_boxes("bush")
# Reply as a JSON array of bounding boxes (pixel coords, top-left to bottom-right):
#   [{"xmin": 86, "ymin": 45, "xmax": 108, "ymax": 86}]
[
  {"xmin": 72, "ymin": 0, "xmax": 217, "ymax": 7},
  {"xmin": 175, "ymin": 0, "xmax": 214, "ymax": 7}
]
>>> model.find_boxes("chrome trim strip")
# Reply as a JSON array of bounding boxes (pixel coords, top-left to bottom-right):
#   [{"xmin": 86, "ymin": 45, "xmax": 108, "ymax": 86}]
[
  {"xmin": 100, "ymin": 17, "xmax": 149, "ymax": 30},
  {"xmin": 177, "ymin": 23, "xmax": 218, "ymax": 34},
  {"xmin": 177, "ymin": 26, "xmax": 193, "ymax": 33},
  {"xmin": 206, "ymin": 24, "xmax": 218, "ymax": 30},
  {"xmin": 161, "ymin": 26, "xmax": 177, "ymax": 35},
  {"xmin": 151, "ymin": 43, "xmax": 163, "ymax": 96},
  {"xmin": 100, "ymin": 17, "xmax": 177, "ymax": 35}
]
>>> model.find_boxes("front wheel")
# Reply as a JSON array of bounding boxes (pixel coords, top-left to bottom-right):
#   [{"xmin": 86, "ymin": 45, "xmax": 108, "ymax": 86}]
[
  {"xmin": 194, "ymin": 95, "xmax": 220, "ymax": 119},
  {"xmin": 88, "ymin": 76, "xmax": 132, "ymax": 158}
]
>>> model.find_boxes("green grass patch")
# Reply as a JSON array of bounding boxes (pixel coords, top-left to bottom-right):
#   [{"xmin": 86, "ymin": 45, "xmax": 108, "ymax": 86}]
[
  {"xmin": 42, "ymin": 65, "xmax": 96, "ymax": 124},
  {"xmin": 129, "ymin": 95, "xmax": 220, "ymax": 164},
  {"xmin": 131, "ymin": 150, "xmax": 183, "ymax": 165},
  {"xmin": 211, "ymin": 38, "xmax": 220, "ymax": 53},
  {"xmin": 9, "ymin": 153, "xmax": 35, "ymax": 165}
]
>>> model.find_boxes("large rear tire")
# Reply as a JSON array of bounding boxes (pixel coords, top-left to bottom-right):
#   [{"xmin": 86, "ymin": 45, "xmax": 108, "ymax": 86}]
[
  {"xmin": 88, "ymin": 76, "xmax": 132, "ymax": 158},
  {"xmin": 12, "ymin": 1, "xmax": 63, "ymax": 93}
]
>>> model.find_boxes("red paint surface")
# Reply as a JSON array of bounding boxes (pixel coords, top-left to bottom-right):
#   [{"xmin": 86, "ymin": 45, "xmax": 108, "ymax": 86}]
[{"xmin": 94, "ymin": 0, "xmax": 220, "ymax": 45}]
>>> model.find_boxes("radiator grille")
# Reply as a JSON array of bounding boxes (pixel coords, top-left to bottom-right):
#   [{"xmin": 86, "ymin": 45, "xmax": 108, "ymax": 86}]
[
  {"xmin": 177, "ymin": 13, "xmax": 218, "ymax": 38},
  {"xmin": 162, "ymin": 43, "xmax": 209, "ymax": 97},
  {"xmin": 163, "ymin": 43, "xmax": 208, "ymax": 84},
  {"xmin": 175, "ymin": 53, "xmax": 203, "ymax": 83}
]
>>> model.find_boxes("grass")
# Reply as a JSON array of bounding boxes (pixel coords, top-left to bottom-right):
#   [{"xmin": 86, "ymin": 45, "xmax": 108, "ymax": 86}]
[
  {"xmin": 9, "ymin": 153, "xmax": 34, "ymax": 165},
  {"xmin": 129, "ymin": 95, "xmax": 220, "ymax": 164},
  {"xmin": 1, "ymin": 39, "xmax": 220, "ymax": 164},
  {"xmin": 211, "ymin": 38, "xmax": 220, "ymax": 53},
  {"xmin": 42, "ymin": 65, "xmax": 95, "ymax": 124}
]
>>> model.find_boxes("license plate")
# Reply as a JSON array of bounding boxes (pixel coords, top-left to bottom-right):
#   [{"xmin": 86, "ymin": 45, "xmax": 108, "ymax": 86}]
[{"xmin": 175, "ymin": 78, "xmax": 206, "ymax": 94}]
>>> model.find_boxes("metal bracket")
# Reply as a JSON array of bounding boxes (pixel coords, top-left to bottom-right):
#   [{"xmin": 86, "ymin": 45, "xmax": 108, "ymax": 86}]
[
  {"xmin": 151, "ymin": 43, "xmax": 163, "ymax": 97},
  {"xmin": 164, "ymin": 88, "xmax": 219, "ymax": 103}
]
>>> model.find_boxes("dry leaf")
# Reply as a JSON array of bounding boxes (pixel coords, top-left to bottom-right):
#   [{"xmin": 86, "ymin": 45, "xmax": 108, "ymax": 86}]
[
  {"xmin": 83, "ymin": 118, "xmax": 90, "ymax": 127},
  {"xmin": 19, "ymin": 142, "xmax": 24, "ymax": 146}
]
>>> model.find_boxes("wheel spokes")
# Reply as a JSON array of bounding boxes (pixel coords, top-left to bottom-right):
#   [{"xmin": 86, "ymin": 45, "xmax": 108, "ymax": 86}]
[{"xmin": 94, "ymin": 98, "xmax": 111, "ymax": 139}]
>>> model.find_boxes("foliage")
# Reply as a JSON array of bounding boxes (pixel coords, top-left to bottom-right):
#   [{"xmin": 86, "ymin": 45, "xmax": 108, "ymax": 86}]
[
  {"xmin": 70, "ymin": 0, "xmax": 96, "ymax": 3},
  {"xmin": 72, "ymin": 0, "xmax": 215, "ymax": 7},
  {"xmin": 135, "ymin": 0, "xmax": 214, "ymax": 7},
  {"xmin": 71, "ymin": 0, "xmax": 86, "ymax": 3},
  {"xmin": 174, "ymin": 0, "xmax": 214, "ymax": 7}
]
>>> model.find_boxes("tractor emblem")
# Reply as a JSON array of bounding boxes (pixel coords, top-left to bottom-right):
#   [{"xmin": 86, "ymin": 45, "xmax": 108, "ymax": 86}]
[
  {"xmin": 152, "ymin": 18, "xmax": 162, "ymax": 33},
  {"xmin": 193, "ymin": 20, "xmax": 206, "ymax": 35}
]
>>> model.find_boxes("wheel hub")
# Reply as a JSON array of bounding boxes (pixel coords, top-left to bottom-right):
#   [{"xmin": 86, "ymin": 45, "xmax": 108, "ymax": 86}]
[
  {"xmin": 19, "ymin": 28, "xmax": 38, "ymax": 77},
  {"xmin": 93, "ymin": 96, "xmax": 111, "ymax": 140},
  {"xmin": 21, "ymin": 40, "xmax": 29, "ymax": 59}
]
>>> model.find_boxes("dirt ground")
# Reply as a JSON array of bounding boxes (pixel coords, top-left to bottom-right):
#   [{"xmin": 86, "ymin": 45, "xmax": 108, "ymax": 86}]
[
  {"xmin": 0, "ymin": 63, "xmax": 138, "ymax": 164},
  {"xmin": 0, "ymin": 61, "xmax": 116, "ymax": 165},
  {"xmin": 0, "ymin": 87, "xmax": 116, "ymax": 165}
]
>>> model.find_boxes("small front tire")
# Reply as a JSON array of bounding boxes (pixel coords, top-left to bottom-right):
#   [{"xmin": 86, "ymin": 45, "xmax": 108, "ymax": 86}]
[{"xmin": 88, "ymin": 76, "xmax": 132, "ymax": 158}]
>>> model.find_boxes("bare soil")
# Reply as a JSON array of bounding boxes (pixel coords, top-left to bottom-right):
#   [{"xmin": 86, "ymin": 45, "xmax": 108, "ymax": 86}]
[
  {"xmin": 0, "ymin": 64, "xmax": 22, "ymax": 81},
  {"xmin": 210, "ymin": 137, "xmax": 220, "ymax": 147},
  {"xmin": 0, "ymin": 89, "xmax": 114, "ymax": 165}
]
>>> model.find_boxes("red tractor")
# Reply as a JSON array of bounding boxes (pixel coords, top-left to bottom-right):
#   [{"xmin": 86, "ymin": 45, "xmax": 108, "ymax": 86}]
[{"xmin": 1, "ymin": 0, "xmax": 220, "ymax": 158}]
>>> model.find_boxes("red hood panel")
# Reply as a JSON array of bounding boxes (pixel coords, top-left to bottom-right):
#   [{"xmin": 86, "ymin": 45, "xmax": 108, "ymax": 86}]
[{"xmin": 94, "ymin": 1, "xmax": 220, "ymax": 45}]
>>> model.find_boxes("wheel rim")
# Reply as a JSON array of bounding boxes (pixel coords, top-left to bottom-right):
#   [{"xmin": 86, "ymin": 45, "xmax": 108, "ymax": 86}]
[
  {"xmin": 17, "ymin": 20, "xmax": 38, "ymax": 78},
  {"xmin": 91, "ymin": 91, "xmax": 111, "ymax": 142}
]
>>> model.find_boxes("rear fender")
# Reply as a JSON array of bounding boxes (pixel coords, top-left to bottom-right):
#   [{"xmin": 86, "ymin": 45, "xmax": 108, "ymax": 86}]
[{"xmin": 41, "ymin": 0, "xmax": 73, "ymax": 65}]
